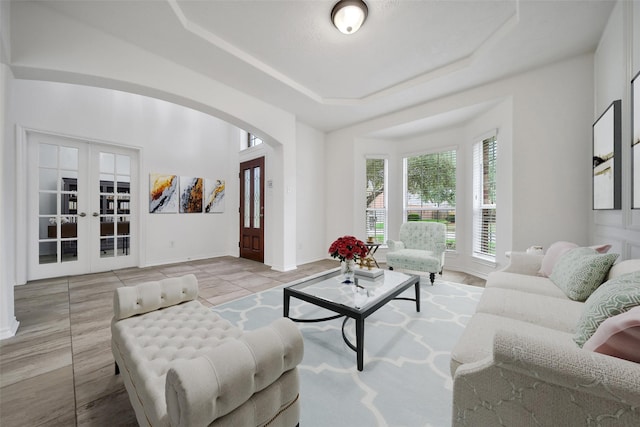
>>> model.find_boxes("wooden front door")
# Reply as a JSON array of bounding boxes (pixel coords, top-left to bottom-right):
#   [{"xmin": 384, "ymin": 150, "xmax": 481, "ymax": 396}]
[{"xmin": 239, "ymin": 157, "xmax": 265, "ymax": 262}]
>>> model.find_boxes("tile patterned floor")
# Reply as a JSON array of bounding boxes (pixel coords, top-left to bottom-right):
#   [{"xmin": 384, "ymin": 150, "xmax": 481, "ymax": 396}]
[{"xmin": 0, "ymin": 256, "xmax": 484, "ymax": 426}]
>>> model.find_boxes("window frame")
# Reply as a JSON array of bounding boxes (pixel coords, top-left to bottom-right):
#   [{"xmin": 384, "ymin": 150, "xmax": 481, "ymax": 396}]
[
  {"xmin": 365, "ymin": 156, "xmax": 388, "ymax": 245},
  {"xmin": 248, "ymin": 133, "xmax": 263, "ymax": 148},
  {"xmin": 402, "ymin": 147, "xmax": 457, "ymax": 251},
  {"xmin": 472, "ymin": 134, "xmax": 498, "ymax": 261}
]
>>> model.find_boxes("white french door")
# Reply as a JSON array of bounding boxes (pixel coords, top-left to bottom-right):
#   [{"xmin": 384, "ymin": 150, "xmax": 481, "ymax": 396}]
[{"xmin": 27, "ymin": 132, "xmax": 138, "ymax": 280}]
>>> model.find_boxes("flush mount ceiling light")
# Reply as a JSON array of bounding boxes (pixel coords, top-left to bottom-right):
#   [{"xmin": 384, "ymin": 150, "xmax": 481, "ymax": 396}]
[{"xmin": 331, "ymin": 0, "xmax": 368, "ymax": 35}]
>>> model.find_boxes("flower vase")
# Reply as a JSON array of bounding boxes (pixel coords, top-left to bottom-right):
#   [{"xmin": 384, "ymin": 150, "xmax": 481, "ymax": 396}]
[{"xmin": 341, "ymin": 259, "xmax": 356, "ymax": 284}]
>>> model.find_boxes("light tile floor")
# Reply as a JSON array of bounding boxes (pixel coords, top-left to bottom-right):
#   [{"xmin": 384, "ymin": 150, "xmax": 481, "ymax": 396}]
[{"xmin": 0, "ymin": 256, "xmax": 484, "ymax": 426}]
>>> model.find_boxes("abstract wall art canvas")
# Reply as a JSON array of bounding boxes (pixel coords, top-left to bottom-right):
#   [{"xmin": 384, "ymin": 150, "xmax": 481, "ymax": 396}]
[
  {"xmin": 179, "ymin": 176, "xmax": 203, "ymax": 213},
  {"xmin": 592, "ymin": 99, "xmax": 622, "ymax": 210},
  {"xmin": 633, "ymin": 71, "xmax": 640, "ymax": 208},
  {"xmin": 204, "ymin": 179, "xmax": 225, "ymax": 213},
  {"xmin": 149, "ymin": 173, "xmax": 178, "ymax": 213}
]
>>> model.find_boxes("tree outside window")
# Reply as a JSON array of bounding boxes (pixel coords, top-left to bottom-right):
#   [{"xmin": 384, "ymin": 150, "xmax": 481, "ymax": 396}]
[{"xmin": 404, "ymin": 150, "xmax": 456, "ymax": 250}]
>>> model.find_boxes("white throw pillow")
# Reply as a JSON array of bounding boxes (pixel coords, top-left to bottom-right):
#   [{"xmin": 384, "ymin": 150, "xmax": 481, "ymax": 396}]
[{"xmin": 539, "ymin": 241, "xmax": 578, "ymax": 277}]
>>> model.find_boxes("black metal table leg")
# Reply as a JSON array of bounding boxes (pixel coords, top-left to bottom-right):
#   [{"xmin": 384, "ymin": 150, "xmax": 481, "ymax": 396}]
[
  {"xmin": 356, "ymin": 318, "xmax": 365, "ymax": 371},
  {"xmin": 283, "ymin": 291, "xmax": 290, "ymax": 317}
]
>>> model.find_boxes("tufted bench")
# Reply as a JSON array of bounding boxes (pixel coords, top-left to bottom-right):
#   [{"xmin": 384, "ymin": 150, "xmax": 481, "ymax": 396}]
[{"xmin": 111, "ymin": 274, "xmax": 303, "ymax": 427}]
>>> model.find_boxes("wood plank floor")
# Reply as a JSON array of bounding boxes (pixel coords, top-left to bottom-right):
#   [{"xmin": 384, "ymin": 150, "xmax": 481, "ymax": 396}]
[{"xmin": 0, "ymin": 256, "xmax": 484, "ymax": 426}]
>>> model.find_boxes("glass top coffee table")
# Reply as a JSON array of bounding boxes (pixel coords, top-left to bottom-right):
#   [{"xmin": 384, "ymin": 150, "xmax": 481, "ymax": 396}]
[{"xmin": 283, "ymin": 268, "xmax": 420, "ymax": 371}]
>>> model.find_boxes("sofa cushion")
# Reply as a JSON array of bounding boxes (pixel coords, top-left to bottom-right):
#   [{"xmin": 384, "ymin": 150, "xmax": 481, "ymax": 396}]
[
  {"xmin": 386, "ymin": 249, "xmax": 441, "ymax": 272},
  {"xmin": 485, "ymin": 271, "xmax": 568, "ymax": 299},
  {"xmin": 608, "ymin": 259, "xmax": 640, "ymax": 280},
  {"xmin": 539, "ymin": 241, "xmax": 578, "ymax": 277},
  {"xmin": 450, "ymin": 312, "xmax": 575, "ymax": 376},
  {"xmin": 574, "ymin": 271, "xmax": 640, "ymax": 347},
  {"xmin": 475, "ymin": 288, "xmax": 583, "ymax": 332},
  {"xmin": 165, "ymin": 317, "xmax": 303, "ymax": 426},
  {"xmin": 549, "ymin": 247, "xmax": 618, "ymax": 301},
  {"xmin": 583, "ymin": 306, "xmax": 640, "ymax": 363}
]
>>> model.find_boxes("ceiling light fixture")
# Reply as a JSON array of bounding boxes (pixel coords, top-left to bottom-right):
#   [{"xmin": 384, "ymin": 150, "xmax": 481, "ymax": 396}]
[{"xmin": 331, "ymin": 0, "xmax": 368, "ymax": 35}]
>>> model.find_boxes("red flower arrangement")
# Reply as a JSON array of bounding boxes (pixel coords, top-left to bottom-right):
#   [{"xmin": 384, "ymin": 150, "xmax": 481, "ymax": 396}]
[{"xmin": 328, "ymin": 235, "xmax": 368, "ymax": 262}]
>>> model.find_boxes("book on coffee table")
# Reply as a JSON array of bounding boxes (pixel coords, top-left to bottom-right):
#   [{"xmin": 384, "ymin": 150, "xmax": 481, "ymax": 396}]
[{"xmin": 355, "ymin": 267, "xmax": 384, "ymax": 278}]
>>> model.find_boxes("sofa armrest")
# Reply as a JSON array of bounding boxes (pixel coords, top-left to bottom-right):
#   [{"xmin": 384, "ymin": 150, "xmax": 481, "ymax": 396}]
[
  {"xmin": 498, "ymin": 251, "xmax": 544, "ymax": 276},
  {"xmin": 453, "ymin": 329, "xmax": 640, "ymax": 426},
  {"xmin": 387, "ymin": 240, "xmax": 405, "ymax": 252},
  {"xmin": 113, "ymin": 274, "xmax": 198, "ymax": 320},
  {"xmin": 165, "ymin": 317, "xmax": 303, "ymax": 427}
]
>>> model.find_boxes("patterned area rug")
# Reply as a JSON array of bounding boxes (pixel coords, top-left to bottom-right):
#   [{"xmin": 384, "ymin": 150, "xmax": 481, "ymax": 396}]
[{"xmin": 212, "ymin": 278, "xmax": 483, "ymax": 427}]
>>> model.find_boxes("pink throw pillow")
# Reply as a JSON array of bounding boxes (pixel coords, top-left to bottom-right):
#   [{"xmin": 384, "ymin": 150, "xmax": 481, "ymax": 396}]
[
  {"xmin": 589, "ymin": 244, "xmax": 612, "ymax": 254},
  {"xmin": 539, "ymin": 241, "xmax": 578, "ymax": 277},
  {"xmin": 583, "ymin": 306, "xmax": 640, "ymax": 363}
]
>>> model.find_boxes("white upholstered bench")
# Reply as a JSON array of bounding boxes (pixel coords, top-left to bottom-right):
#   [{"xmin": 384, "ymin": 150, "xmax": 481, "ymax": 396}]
[{"xmin": 111, "ymin": 274, "xmax": 303, "ymax": 427}]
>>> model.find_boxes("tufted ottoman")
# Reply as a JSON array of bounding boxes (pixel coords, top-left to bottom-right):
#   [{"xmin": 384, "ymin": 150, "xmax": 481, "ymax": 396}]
[{"xmin": 111, "ymin": 274, "xmax": 303, "ymax": 427}]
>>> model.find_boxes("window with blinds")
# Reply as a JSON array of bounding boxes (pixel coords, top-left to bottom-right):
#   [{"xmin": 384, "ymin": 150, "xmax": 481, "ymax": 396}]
[
  {"xmin": 365, "ymin": 158, "xmax": 387, "ymax": 244},
  {"xmin": 403, "ymin": 150, "xmax": 456, "ymax": 250},
  {"xmin": 473, "ymin": 135, "xmax": 497, "ymax": 259}
]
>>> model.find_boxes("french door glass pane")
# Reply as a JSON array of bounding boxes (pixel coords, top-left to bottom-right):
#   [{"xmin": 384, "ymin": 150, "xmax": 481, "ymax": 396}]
[
  {"xmin": 116, "ymin": 154, "xmax": 130, "ymax": 175},
  {"xmin": 39, "ymin": 144, "xmax": 57, "ymax": 168},
  {"xmin": 39, "ymin": 169, "xmax": 58, "ymax": 191},
  {"xmin": 61, "ymin": 240, "xmax": 78, "ymax": 262},
  {"xmin": 60, "ymin": 147, "xmax": 78, "ymax": 170},
  {"xmin": 39, "ymin": 143, "xmax": 79, "ymax": 264},
  {"xmin": 39, "ymin": 217, "xmax": 55, "ymax": 239},
  {"xmin": 39, "ymin": 193, "xmax": 57, "ymax": 215},
  {"xmin": 99, "ymin": 151, "xmax": 131, "ymax": 258},
  {"xmin": 100, "ymin": 238, "xmax": 114, "ymax": 258},
  {"xmin": 39, "ymin": 241, "xmax": 57, "ymax": 264}
]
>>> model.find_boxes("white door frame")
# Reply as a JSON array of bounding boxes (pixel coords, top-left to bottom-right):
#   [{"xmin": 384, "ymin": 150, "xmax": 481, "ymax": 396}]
[{"xmin": 16, "ymin": 126, "xmax": 141, "ymax": 283}]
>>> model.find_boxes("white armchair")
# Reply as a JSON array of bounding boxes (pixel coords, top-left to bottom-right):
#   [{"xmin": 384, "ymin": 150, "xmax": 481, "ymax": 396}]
[{"xmin": 386, "ymin": 221, "xmax": 446, "ymax": 285}]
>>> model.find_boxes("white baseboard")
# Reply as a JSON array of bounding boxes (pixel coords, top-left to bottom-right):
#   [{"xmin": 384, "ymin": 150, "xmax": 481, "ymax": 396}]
[{"xmin": 0, "ymin": 318, "xmax": 20, "ymax": 340}]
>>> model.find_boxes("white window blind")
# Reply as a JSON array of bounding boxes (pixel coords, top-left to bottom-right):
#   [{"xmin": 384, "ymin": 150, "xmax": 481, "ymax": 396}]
[
  {"xmin": 473, "ymin": 135, "xmax": 497, "ymax": 258},
  {"xmin": 403, "ymin": 150, "xmax": 456, "ymax": 250},
  {"xmin": 365, "ymin": 158, "xmax": 387, "ymax": 244}
]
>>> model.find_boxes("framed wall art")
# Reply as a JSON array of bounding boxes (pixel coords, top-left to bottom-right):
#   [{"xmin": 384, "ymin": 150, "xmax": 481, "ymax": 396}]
[
  {"xmin": 204, "ymin": 179, "xmax": 225, "ymax": 213},
  {"xmin": 149, "ymin": 173, "xmax": 178, "ymax": 213},
  {"xmin": 592, "ymin": 99, "xmax": 621, "ymax": 210},
  {"xmin": 633, "ymin": 71, "xmax": 640, "ymax": 208},
  {"xmin": 179, "ymin": 176, "xmax": 204, "ymax": 213}
]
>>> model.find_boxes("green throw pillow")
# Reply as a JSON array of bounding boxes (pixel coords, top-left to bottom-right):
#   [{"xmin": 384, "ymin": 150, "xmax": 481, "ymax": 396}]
[
  {"xmin": 574, "ymin": 271, "xmax": 640, "ymax": 347},
  {"xmin": 549, "ymin": 247, "xmax": 618, "ymax": 301}
]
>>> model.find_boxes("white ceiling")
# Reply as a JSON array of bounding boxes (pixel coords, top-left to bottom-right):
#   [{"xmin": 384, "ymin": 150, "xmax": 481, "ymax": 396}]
[{"xmin": 15, "ymin": 0, "xmax": 614, "ymax": 137}]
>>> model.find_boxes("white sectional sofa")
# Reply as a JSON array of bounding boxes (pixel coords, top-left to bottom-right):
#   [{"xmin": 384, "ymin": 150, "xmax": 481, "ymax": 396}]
[
  {"xmin": 111, "ymin": 274, "xmax": 303, "ymax": 427},
  {"xmin": 450, "ymin": 249, "xmax": 640, "ymax": 426}
]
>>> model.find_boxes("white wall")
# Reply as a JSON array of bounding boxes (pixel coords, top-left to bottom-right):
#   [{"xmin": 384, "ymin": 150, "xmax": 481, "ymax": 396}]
[
  {"xmin": 326, "ymin": 54, "xmax": 593, "ymax": 277},
  {"xmin": 9, "ymin": 80, "xmax": 240, "ymax": 278},
  {"xmin": 591, "ymin": 0, "xmax": 640, "ymax": 259},
  {"xmin": 9, "ymin": 1, "xmax": 299, "ymax": 271},
  {"xmin": 295, "ymin": 122, "xmax": 327, "ymax": 264}
]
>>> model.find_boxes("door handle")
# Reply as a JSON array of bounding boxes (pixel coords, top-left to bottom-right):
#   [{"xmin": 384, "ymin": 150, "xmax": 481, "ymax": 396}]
[
  {"xmin": 92, "ymin": 212, "xmax": 99, "ymax": 217},
  {"xmin": 79, "ymin": 212, "xmax": 87, "ymax": 217}
]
